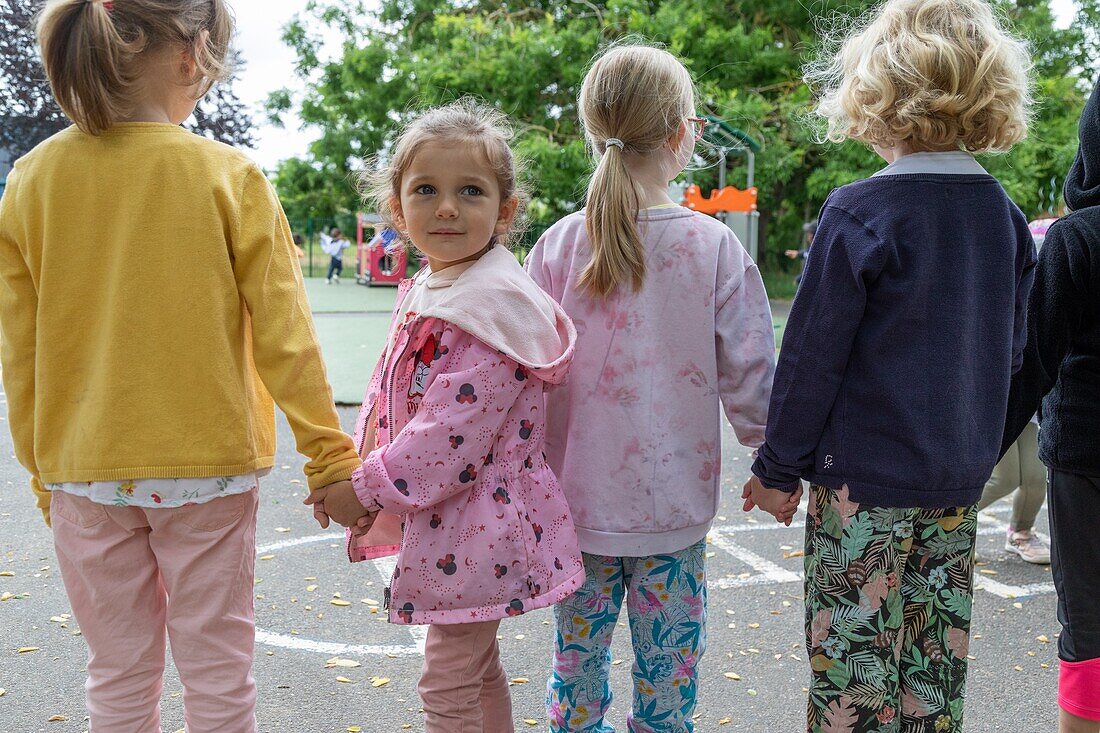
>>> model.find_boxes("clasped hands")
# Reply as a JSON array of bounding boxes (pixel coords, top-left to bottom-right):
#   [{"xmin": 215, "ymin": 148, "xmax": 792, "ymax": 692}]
[
  {"xmin": 304, "ymin": 480, "xmax": 377, "ymax": 538},
  {"xmin": 741, "ymin": 474, "xmax": 802, "ymax": 526}
]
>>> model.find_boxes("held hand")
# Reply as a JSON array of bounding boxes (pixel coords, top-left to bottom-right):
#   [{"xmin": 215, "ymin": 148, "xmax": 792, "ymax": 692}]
[
  {"xmin": 349, "ymin": 511, "xmax": 378, "ymax": 539},
  {"xmin": 746, "ymin": 475, "xmax": 803, "ymax": 526},
  {"xmin": 315, "ymin": 480, "xmax": 370, "ymax": 528},
  {"xmin": 303, "ymin": 487, "xmax": 330, "ymax": 529},
  {"xmin": 784, "ymin": 249, "xmax": 800, "ymax": 259}
]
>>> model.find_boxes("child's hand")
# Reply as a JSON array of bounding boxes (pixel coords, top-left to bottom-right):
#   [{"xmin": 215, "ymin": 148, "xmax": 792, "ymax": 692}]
[
  {"xmin": 742, "ymin": 475, "xmax": 802, "ymax": 525},
  {"xmin": 304, "ymin": 485, "xmax": 332, "ymax": 529},
  {"xmin": 305, "ymin": 480, "xmax": 369, "ymax": 528},
  {"xmin": 349, "ymin": 511, "xmax": 378, "ymax": 539}
]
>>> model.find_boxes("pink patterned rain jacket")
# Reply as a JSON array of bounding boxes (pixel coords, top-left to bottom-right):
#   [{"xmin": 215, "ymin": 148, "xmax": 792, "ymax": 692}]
[{"xmin": 349, "ymin": 245, "xmax": 585, "ymax": 625}]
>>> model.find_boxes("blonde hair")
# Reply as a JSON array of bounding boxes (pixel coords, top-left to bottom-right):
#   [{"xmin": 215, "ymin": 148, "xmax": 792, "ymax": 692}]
[
  {"xmin": 806, "ymin": 0, "xmax": 1033, "ymax": 152},
  {"xmin": 36, "ymin": 0, "xmax": 235, "ymax": 136},
  {"xmin": 579, "ymin": 43, "xmax": 695, "ymax": 296},
  {"xmin": 361, "ymin": 98, "xmax": 529, "ymax": 247}
]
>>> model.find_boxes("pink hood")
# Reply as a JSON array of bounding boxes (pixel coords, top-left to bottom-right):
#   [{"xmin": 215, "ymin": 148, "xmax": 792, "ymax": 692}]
[{"xmin": 413, "ymin": 245, "xmax": 576, "ymax": 383}]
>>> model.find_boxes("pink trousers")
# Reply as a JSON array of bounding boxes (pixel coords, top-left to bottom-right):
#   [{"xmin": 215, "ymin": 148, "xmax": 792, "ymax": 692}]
[
  {"xmin": 418, "ymin": 620, "xmax": 514, "ymax": 733},
  {"xmin": 51, "ymin": 489, "xmax": 259, "ymax": 733}
]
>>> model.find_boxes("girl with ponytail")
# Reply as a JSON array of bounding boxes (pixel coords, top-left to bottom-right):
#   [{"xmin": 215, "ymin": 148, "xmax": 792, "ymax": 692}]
[
  {"xmin": 0, "ymin": 1, "xmax": 360, "ymax": 730},
  {"xmin": 526, "ymin": 42, "xmax": 778, "ymax": 731}
]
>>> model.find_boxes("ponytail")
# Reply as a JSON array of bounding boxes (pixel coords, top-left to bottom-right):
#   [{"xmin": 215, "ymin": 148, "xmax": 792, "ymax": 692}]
[
  {"xmin": 577, "ymin": 42, "xmax": 697, "ymax": 298},
  {"xmin": 579, "ymin": 143, "xmax": 646, "ymax": 296},
  {"xmin": 38, "ymin": 0, "xmax": 137, "ymax": 136}
]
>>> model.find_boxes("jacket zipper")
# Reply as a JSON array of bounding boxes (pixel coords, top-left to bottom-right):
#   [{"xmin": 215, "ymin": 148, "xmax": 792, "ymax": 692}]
[{"xmin": 380, "ymin": 329, "xmax": 413, "ymax": 610}]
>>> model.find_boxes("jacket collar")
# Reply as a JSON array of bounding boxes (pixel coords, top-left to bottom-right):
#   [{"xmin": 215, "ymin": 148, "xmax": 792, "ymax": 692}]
[{"xmin": 873, "ymin": 151, "xmax": 989, "ymax": 177}]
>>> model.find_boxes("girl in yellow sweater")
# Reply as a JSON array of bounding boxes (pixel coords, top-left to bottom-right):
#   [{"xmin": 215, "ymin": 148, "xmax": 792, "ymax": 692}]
[{"xmin": 0, "ymin": 1, "xmax": 360, "ymax": 730}]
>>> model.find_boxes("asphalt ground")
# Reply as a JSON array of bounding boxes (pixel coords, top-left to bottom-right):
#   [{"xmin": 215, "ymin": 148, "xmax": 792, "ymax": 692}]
[{"xmin": 0, "ymin": 281, "xmax": 1060, "ymax": 732}]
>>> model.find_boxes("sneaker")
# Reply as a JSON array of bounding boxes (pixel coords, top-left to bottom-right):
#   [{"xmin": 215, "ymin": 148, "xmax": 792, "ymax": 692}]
[{"xmin": 1005, "ymin": 529, "xmax": 1051, "ymax": 564}]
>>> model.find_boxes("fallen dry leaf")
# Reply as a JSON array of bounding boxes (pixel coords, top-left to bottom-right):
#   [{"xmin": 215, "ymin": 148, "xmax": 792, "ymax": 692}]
[
  {"xmin": 275, "ymin": 527, "xmax": 290, "ymax": 533},
  {"xmin": 511, "ymin": 678, "xmax": 529, "ymax": 684},
  {"xmin": 370, "ymin": 677, "xmax": 390, "ymax": 688},
  {"xmin": 17, "ymin": 647, "xmax": 39, "ymax": 654},
  {"xmin": 0, "ymin": 593, "xmax": 13, "ymax": 602},
  {"xmin": 1037, "ymin": 635, "xmax": 1050, "ymax": 643},
  {"xmin": 0, "ymin": 571, "xmax": 14, "ymax": 577},
  {"xmin": 523, "ymin": 721, "xmax": 538, "ymax": 726},
  {"xmin": 719, "ymin": 717, "xmax": 732, "ymax": 725},
  {"xmin": 326, "ymin": 658, "xmax": 362, "ymax": 669},
  {"xmin": 335, "ymin": 676, "xmax": 353, "ymax": 683},
  {"xmin": 1013, "ymin": 665, "xmax": 1024, "ymax": 672},
  {"xmin": 0, "ymin": 688, "xmax": 6, "ymax": 696},
  {"xmin": 347, "ymin": 727, "xmax": 362, "ymax": 732},
  {"xmin": 259, "ymin": 555, "xmax": 275, "ymax": 561},
  {"xmin": 306, "ymin": 584, "xmax": 319, "ymax": 592},
  {"xmin": 724, "ymin": 672, "xmax": 742, "ymax": 680},
  {"xmin": 330, "ymin": 599, "xmax": 352, "ymax": 607},
  {"xmin": 47, "ymin": 715, "xmax": 67, "ymax": 722},
  {"xmin": 748, "ymin": 623, "xmax": 760, "ymax": 629}
]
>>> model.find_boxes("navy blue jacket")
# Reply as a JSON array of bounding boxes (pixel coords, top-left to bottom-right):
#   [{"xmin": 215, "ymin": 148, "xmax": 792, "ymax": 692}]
[{"xmin": 752, "ymin": 152, "xmax": 1035, "ymax": 508}]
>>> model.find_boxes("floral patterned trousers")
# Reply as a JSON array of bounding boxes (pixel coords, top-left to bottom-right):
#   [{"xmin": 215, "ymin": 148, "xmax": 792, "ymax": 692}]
[
  {"xmin": 805, "ymin": 485, "xmax": 978, "ymax": 733},
  {"xmin": 547, "ymin": 540, "xmax": 707, "ymax": 732}
]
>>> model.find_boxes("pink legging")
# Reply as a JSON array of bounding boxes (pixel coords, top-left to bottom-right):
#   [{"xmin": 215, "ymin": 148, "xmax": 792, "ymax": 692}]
[
  {"xmin": 418, "ymin": 620, "xmax": 514, "ymax": 733},
  {"xmin": 51, "ymin": 489, "xmax": 259, "ymax": 733}
]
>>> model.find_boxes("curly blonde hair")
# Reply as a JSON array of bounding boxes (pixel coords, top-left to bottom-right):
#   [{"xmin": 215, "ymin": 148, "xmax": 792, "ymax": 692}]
[
  {"xmin": 360, "ymin": 98, "xmax": 529, "ymax": 248},
  {"xmin": 806, "ymin": 0, "xmax": 1033, "ymax": 153}
]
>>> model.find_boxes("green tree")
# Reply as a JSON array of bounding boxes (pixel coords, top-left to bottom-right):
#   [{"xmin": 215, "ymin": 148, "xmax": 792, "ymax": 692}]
[{"xmin": 269, "ymin": 0, "xmax": 1096, "ymax": 268}]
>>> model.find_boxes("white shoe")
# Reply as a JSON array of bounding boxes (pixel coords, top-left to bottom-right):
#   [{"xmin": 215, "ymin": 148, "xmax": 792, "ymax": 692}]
[
  {"xmin": 1005, "ymin": 529, "xmax": 1051, "ymax": 564},
  {"xmin": 325, "ymin": 277, "xmax": 332, "ymax": 285}
]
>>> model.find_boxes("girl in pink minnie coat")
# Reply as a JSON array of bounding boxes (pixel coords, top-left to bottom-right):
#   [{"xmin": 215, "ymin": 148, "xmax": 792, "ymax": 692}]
[{"xmin": 306, "ymin": 100, "xmax": 584, "ymax": 733}]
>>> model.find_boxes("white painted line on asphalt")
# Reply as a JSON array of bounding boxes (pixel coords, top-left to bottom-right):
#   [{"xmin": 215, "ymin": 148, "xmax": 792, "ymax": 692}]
[
  {"xmin": 254, "ymin": 629, "xmax": 419, "ymax": 657},
  {"xmin": 707, "ymin": 529, "xmax": 801, "ymax": 585},
  {"xmin": 257, "ymin": 532, "xmax": 346, "ymax": 554}
]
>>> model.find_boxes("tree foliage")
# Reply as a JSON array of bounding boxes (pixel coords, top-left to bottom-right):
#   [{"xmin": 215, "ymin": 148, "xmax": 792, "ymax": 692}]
[
  {"xmin": 0, "ymin": 0, "xmax": 256, "ymax": 160},
  {"xmin": 269, "ymin": 0, "xmax": 1098, "ymax": 264}
]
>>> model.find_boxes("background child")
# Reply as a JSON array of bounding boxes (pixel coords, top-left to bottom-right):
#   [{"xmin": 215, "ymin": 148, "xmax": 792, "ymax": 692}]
[
  {"xmin": 320, "ymin": 226, "xmax": 351, "ymax": 283},
  {"xmin": 0, "ymin": 1, "xmax": 360, "ymax": 731},
  {"xmin": 305, "ymin": 100, "xmax": 585, "ymax": 733},
  {"xmin": 978, "ymin": 419, "xmax": 1049, "ymax": 564},
  {"xmin": 1000, "ymin": 75, "xmax": 1100, "ymax": 733},
  {"xmin": 744, "ymin": 1, "xmax": 1035, "ymax": 730},
  {"xmin": 526, "ymin": 44, "xmax": 777, "ymax": 732}
]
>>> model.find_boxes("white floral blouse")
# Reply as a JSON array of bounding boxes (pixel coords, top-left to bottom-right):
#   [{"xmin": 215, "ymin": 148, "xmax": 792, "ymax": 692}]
[{"xmin": 49, "ymin": 472, "xmax": 263, "ymax": 509}]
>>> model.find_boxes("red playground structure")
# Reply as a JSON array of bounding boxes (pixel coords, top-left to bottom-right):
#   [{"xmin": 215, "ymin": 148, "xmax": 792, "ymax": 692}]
[{"xmin": 356, "ymin": 212, "xmax": 407, "ymax": 286}]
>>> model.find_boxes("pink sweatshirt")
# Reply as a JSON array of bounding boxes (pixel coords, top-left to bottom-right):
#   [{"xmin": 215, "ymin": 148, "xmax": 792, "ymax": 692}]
[
  {"xmin": 526, "ymin": 208, "xmax": 775, "ymax": 556},
  {"xmin": 349, "ymin": 245, "xmax": 585, "ymax": 624}
]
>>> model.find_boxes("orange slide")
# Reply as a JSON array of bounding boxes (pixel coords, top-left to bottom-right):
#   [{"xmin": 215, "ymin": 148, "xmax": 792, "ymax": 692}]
[{"xmin": 682, "ymin": 184, "xmax": 758, "ymax": 215}]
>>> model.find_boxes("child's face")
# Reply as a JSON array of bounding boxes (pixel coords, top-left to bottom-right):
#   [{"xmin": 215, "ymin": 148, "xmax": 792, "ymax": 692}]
[{"xmin": 392, "ymin": 141, "xmax": 518, "ymax": 272}]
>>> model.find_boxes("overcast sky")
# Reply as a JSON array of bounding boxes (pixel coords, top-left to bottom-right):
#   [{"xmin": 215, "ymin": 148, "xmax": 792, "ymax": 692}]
[{"xmin": 230, "ymin": 0, "xmax": 1082, "ymax": 171}]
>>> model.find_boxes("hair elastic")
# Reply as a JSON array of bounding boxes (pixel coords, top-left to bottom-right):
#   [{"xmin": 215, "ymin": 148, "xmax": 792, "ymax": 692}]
[
  {"xmin": 604, "ymin": 138, "xmax": 625, "ymax": 150},
  {"xmin": 85, "ymin": 0, "xmax": 115, "ymax": 10}
]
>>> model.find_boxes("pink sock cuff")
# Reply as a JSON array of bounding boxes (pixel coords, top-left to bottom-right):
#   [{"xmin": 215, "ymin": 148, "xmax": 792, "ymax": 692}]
[{"xmin": 1060, "ymin": 658, "xmax": 1100, "ymax": 721}]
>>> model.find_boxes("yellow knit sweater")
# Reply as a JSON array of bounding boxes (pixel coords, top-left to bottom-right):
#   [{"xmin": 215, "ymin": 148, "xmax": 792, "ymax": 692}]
[{"xmin": 0, "ymin": 124, "xmax": 360, "ymax": 524}]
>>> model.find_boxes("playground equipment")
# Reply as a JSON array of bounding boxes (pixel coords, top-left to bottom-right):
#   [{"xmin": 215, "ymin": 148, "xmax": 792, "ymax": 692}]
[
  {"xmin": 681, "ymin": 116, "xmax": 761, "ymax": 261},
  {"xmin": 356, "ymin": 212, "xmax": 407, "ymax": 286}
]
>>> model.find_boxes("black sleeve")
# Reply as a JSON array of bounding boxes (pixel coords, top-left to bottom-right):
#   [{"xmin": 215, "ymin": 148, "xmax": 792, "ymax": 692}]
[{"xmin": 1000, "ymin": 221, "xmax": 1089, "ymax": 456}]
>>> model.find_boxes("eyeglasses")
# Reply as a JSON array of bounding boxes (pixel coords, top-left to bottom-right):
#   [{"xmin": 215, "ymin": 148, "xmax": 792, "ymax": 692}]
[{"xmin": 687, "ymin": 116, "xmax": 709, "ymax": 141}]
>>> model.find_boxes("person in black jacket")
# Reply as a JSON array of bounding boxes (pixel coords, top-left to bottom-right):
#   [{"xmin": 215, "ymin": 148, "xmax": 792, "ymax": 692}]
[{"xmin": 1001, "ymin": 75, "xmax": 1100, "ymax": 733}]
